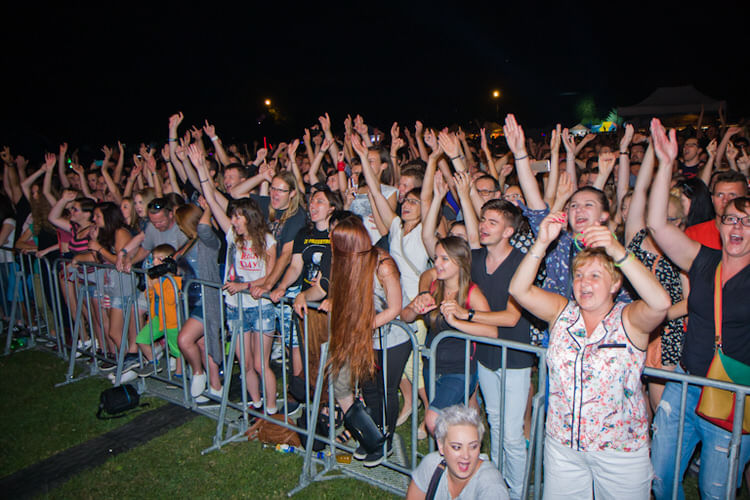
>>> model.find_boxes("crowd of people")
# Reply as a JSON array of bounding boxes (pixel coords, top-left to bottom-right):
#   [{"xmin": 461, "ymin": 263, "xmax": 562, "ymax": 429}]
[{"xmin": 3, "ymin": 108, "xmax": 750, "ymax": 499}]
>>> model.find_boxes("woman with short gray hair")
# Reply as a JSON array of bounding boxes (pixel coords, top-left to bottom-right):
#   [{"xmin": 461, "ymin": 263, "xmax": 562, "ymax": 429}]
[{"xmin": 406, "ymin": 405, "xmax": 509, "ymax": 500}]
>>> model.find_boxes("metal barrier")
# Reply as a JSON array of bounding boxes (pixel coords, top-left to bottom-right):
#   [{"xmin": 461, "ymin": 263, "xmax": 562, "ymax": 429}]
[
  {"xmin": 642, "ymin": 366, "xmax": 750, "ymax": 500},
  {"xmin": 428, "ymin": 330, "xmax": 548, "ymax": 500},
  {"xmin": 1, "ymin": 249, "xmax": 56, "ymax": 355},
  {"xmin": 29, "ymin": 256, "xmax": 750, "ymax": 498}
]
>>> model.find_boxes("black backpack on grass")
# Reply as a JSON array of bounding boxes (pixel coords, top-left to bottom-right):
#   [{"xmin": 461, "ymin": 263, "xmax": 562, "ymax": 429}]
[{"xmin": 96, "ymin": 384, "xmax": 148, "ymax": 419}]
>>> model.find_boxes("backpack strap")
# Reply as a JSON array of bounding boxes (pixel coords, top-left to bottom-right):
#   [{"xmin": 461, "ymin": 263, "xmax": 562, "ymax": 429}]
[{"xmin": 425, "ymin": 458, "xmax": 446, "ymax": 500}]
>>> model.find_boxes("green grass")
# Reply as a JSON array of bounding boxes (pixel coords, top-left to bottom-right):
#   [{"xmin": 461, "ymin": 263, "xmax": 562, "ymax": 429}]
[
  {"xmin": 4, "ymin": 348, "xmax": 748, "ymax": 499},
  {"xmin": 0, "ymin": 349, "xmax": 163, "ymax": 476},
  {"xmin": 43, "ymin": 417, "xmax": 398, "ymax": 499},
  {"xmin": 1, "ymin": 349, "xmax": 397, "ymax": 499}
]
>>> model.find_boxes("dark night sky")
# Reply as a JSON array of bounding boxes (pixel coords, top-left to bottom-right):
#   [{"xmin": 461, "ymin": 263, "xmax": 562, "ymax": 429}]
[{"xmin": 2, "ymin": 1, "xmax": 748, "ymax": 154}]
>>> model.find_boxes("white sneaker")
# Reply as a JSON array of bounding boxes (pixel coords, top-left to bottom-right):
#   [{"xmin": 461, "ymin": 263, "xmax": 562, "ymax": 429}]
[
  {"xmin": 153, "ymin": 344, "xmax": 164, "ymax": 361},
  {"xmin": 169, "ymin": 357, "xmax": 177, "ymax": 372},
  {"xmin": 112, "ymin": 370, "xmax": 137, "ymax": 385},
  {"xmin": 210, "ymin": 386, "xmax": 223, "ymax": 398},
  {"xmin": 191, "ymin": 372, "xmax": 207, "ymax": 398}
]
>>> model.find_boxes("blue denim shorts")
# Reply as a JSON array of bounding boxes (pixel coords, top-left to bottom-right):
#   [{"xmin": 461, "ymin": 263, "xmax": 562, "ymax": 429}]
[
  {"xmin": 423, "ymin": 364, "xmax": 478, "ymax": 411},
  {"xmin": 226, "ymin": 302, "xmax": 276, "ymax": 335}
]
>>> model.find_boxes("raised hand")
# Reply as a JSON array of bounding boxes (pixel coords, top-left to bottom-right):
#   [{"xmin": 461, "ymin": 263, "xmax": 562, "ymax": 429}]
[
  {"xmin": 186, "ymin": 144, "xmax": 205, "ymax": 169},
  {"xmin": 706, "ymin": 138, "xmax": 718, "ymax": 157},
  {"xmin": 287, "ymin": 139, "xmax": 300, "ymax": 158},
  {"xmin": 350, "ymin": 133, "xmax": 368, "ymax": 157},
  {"xmin": 620, "ymin": 123, "xmax": 634, "ymax": 152},
  {"xmin": 259, "ymin": 161, "xmax": 275, "ymax": 183},
  {"xmin": 353, "ymin": 115, "xmax": 368, "ymax": 136},
  {"xmin": 43, "ymin": 152, "xmax": 57, "ymax": 171},
  {"xmin": 581, "ymin": 224, "xmax": 625, "ymax": 259},
  {"xmin": 555, "ymin": 171, "xmax": 575, "ymax": 206},
  {"xmin": 321, "ymin": 137, "xmax": 334, "ymax": 152},
  {"xmin": 303, "ymin": 128, "xmax": 311, "ymax": 144},
  {"xmin": 550, "ymin": 124, "xmax": 562, "ymax": 152},
  {"xmin": 161, "ymin": 144, "xmax": 170, "ymax": 161},
  {"xmin": 433, "ymin": 171, "xmax": 448, "ymax": 199},
  {"xmin": 456, "ymin": 127, "xmax": 467, "ymax": 142},
  {"xmin": 390, "ymin": 122, "xmax": 400, "ymax": 142},
  {"xmin": 203, "ymin": 120, "xmax": 216, "ymax": 138},
  {"xmin": 70, "ymin": 163, "xmax": 84, "ymax": 176},
  {"xmin": 190, "ymin": 125, "xmax": 203, "ymax": 140},
  {"xmin": 438, "ymin": 131, "xmax": 460, "ymax": 158},
  {"xmin": 537, "ymin": 211, "xmax": 566, "ymax": 246},
  {"xmin": 61, "ymin": 189, "xmax": 78, "ymax": 202},
  {"xmin": 59, "ymin": 143, "xmax": 69, "ymax": 156},
  {"xmin": 415, "ymin": 120, "xmax": 424, "ymax": 136},
  {"xmin": 726, "ymin": 141, "xmax": 739, "ymax": 161},
  {"xmin": 598, "ymin": 151, "xmax": 616, "ymax": 174},
  {"xmin": 737, "ymin": 148, "xmax": 750, "ymax": 172},
  {"xmin": 424, "ymin": 128, "xmax": 437, "ymax": 150},
  {"xmin": 561, "ymin": 128, "xmax": 576, "ymax": 153},
  {"xmin": 503, "ymin": 114, "xmax": 527, "ymax": 156},
  {"xmin": 255, "ymin": 148, "xmax": 268, "ymax": 164},
  {"xmin": 102, "ymin": 145, "xmax": 113, "ymax": 158},
  {"xmin": 168, "ymin": 112, "xmax": 184, "ymax": 132},
  {"xmin": 453, "ymin": 170, "xmax": 471, "ymax": 198},
  {"xmin": 319, "ymin": 112, "xmax": 332, "ymax": 134},
  {"xmin": 650, "ymin": 118, "xmax": 678, "ymax": 164},
  {"xmin": 480, "ymin": 128, "xmax": 489, "ymax": 152},
  {"xmin": 343, "ymin": 114, "xmax": 353, "ymax": 134}
]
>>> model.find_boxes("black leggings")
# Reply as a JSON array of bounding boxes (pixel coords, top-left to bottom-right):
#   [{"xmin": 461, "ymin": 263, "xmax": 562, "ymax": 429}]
[{"xmin": 361, "ymin": 340, "xmax": 412, "ymax": 445}]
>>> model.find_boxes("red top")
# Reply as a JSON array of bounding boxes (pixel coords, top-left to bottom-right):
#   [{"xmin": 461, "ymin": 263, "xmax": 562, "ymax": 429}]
[{"xmin": 685, "ymin": 220, "xmax": 721, "ymax": 250}]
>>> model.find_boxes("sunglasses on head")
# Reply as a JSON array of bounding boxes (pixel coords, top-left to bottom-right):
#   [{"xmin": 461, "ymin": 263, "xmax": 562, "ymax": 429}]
[{"xmin": 148, "ymin": 198, "xmax": 168, "ymax": 212}]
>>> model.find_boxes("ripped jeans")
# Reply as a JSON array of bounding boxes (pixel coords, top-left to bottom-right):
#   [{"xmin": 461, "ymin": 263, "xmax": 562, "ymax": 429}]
[{"xmin": 651, "ymin": 365, "xmax": 750, "ymax": 500}]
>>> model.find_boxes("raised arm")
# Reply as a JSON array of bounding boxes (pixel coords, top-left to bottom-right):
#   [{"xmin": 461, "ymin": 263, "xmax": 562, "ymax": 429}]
[
  {"xmin": 58, "ymin": 142, "xmax": 70, "ymax": 188},
  {"xmin": 480, "ymin": 128, "xmax": 499, "ymax": 180},
  {"xmin": 616, "ymin": 124, "xmax": 635, "ymax": 208},
  {"xmin": 414, "ymin": 121, "xmax": 429, "ymax": 162},
  {"xmin": 42, "ymin": 156, "xmax": 57, "ymax": 206},
  {"xmin": 453, "ymin": 171, "xmax": 480, "ymax": 250},
  {"xmin": 543, "ymin": 124, "xmax": 562, "ymax": 206},
  {"xmin": 584, "ymin": 225, "xmax": 670, "ymax": 346},
  {"xmin": 352, "ymin": 134, "xmax": 397, "ymax": 229},
  {"xmin": 504, "ymin": 114, "xmax": 545, "ymax": 210},
  {"xmin": 509, "ymin": 212, "xmax": 569, "ymax": 322},
  {"xmin": 592, "ymin": 151, "xmax": 616, "ymax": 191},
  {"xmin": 422, "ymin": 173, "xmax": 448, "ymax": 257},
  {"xmin": 203, "ymin": 120, "xmax": 231, "ymax": 167},
  {"xmin": 647, "ymin": 118, "xmax": 701, "ymax": 271},
  {"xmin": 188, "ymin": 145, "xmax": 231, "ymax": 234},
  {"xmin": 48, "ymin": 190, "xmax": 77, "ymax": 232},
  {"xmin": 71, "ymin": 163, "xmax": 95, "ymax": 200},
  {"xmin": 373, "ymin": 256, "xmax": 403, "ymax": 329},
  {"xmin": 113, "ymin": 141, "xmax": 125, "ymax": 184},
  {"xmin": 308, "ymin": 137, "xmax": 334, "ymax": 185},
  {"xmin": 561, "ymin": 128, "xmax": 578, "ymax": 187},
  {"xmin": 100, "ymin": 148, "xmax": 122, "ymax": 203},
  {"xmin": 22, "ymin": 154, "xmax": 55, "ymax": 201},
  {"xmin": 624, "ymin": 143, "xmax": 655, "ymax": 245}
]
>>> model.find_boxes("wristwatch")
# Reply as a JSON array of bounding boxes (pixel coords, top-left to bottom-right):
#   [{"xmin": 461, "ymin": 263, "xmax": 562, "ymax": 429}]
[{"xmin": 467, "ymin": 309, "xmax": 475, "ymax": 321}]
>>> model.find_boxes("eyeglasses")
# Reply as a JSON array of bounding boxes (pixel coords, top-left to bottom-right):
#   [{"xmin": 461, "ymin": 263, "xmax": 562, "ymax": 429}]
[
  {"xmin": 148, "ymin": 198, "xmax": 167, "ymax": 212},
  {"xmin": 477, "ymin": 189, "xmax": 498, "ymax": 196},
  {"xmin": 270, "ymin": 186, "xmax": 291, "ymax": 194},
  {"xmin": 721, "ymin": 215, "xmax": 750, "ymax": 227},
  {"xmin": 69, "ymin": 207, "xmax": 80, "ymax": 213},
  {"xmin": 403, "ymin": 198, "xmax": 420, "ymax": 205}
]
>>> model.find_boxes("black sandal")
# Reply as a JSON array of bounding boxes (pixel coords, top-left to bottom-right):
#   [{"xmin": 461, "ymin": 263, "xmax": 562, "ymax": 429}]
[{"xmin": 336, "ymin": 428, "xmax": 353, "ymax": 444}]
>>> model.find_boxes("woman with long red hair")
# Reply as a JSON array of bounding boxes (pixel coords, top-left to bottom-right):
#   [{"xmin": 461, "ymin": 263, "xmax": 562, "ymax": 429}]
[{"xmin": 295, "ymin": 216, "xmax": 404, "ymax": 467}]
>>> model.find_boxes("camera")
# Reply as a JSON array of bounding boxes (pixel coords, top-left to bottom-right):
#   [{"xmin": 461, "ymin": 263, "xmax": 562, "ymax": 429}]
[{"xmin": 147, "ymin": 257, "xmax": 177, "ymax": 279}]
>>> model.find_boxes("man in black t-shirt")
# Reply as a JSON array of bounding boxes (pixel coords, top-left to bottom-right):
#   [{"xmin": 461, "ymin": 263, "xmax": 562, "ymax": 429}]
[
  {"xmin": 462, "ymin": 199, "xmax": 535, "ymax": 499},
  {"xmin": 649, "ymin": 122, "xmax": 750, "ymax": 500}
]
